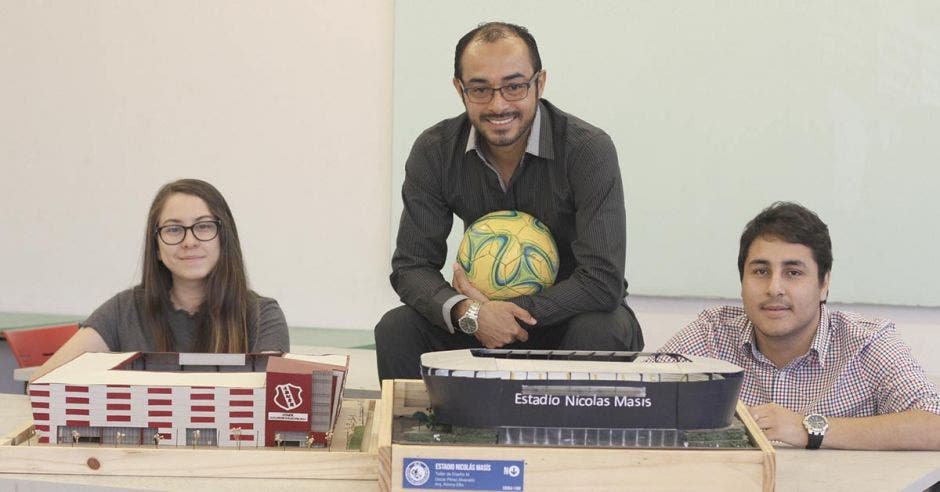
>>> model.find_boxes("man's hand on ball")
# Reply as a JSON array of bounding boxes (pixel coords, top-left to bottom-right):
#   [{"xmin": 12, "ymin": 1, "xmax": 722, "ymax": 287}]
[
  {"xmin": 452, "ymin": 262, "xmax": 488, "ymax": 302},
  {"xmin": 451, "ymin": 262, "xmax": 538, "ymax": 348},
  {"xmin": 475, "ymin": 301, "xmax": 536, "ymax": 348}
]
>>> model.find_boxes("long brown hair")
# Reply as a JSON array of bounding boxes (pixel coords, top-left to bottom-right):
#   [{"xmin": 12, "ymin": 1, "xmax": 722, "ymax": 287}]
[{"xmin": 141, "ymin": 179, "xmax": 253, "ymax": 352}]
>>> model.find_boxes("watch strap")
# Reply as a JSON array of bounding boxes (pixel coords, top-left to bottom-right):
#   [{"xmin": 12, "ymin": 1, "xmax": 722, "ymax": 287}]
[
  {"xmin": 803, "ymin": 413, "xmax": 827, "ymax": 449},
  {"xmin": 806, "ymin": 433, "xmax": 823, "ymax": 449}
]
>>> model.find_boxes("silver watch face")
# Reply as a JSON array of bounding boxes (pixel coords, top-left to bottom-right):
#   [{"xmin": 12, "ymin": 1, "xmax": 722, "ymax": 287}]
[
  {"xmin": 805, "ymin": 414, "xmax": 828, "ymax": 432},
  {"xmin": 458, "ymin": 316, "xmax": 477, "ymax": 334}
]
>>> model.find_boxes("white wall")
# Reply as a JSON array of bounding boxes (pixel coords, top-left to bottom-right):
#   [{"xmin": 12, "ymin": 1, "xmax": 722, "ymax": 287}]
[
  {"xmin": 0, "ymin": 2, "xmax": 937, "ymax": 380},
  {"xmin": 387, "ymin": 1, "xmax": 940, "ymax": 375},
  {"xmin": 393, "ymin": 0, "xmax": 940, "ymax": 308},
  {"xmin": 0, "ymin": 1, "xmax": 400, "ymax": 329}
]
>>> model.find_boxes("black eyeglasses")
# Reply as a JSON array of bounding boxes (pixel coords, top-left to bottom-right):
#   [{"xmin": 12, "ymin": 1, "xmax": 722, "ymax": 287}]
[
  {"xmin": 460, "ymin": 71, "xmax": 541, "ymax": 104},
  {"xmin": 156, "ymin": 220, "xmax": 221, "ymax": 245}
]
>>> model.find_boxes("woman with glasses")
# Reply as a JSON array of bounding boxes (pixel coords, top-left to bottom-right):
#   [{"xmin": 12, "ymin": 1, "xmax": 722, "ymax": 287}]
[{"xmin": 31, "ymin": 179, "xmax": 289, "ymax": 380}]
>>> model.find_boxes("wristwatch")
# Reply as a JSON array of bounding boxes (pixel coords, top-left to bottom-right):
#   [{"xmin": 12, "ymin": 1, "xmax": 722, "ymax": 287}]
[
  {"xmin": 802, "ymin": 413, "xmax": 829, "ymax": 449},
  {"xmin": 457, "ymin": 300, "xmax": 482, "ymax": 335}
]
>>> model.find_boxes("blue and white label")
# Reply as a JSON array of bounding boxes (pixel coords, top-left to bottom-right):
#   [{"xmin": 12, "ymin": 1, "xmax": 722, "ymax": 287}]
[
  {"xmin": 402, "ymin": 458, "xmax": 524, "ymax": 490},
  {"xmin": 404, "ymin": 460, "xmax": 431, "ymax": 486}
]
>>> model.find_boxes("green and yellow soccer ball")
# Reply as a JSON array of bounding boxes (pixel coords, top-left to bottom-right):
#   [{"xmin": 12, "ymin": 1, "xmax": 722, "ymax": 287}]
[{"xmin": 457, "ymin": 210, "xmax": 559, "ymax": 300}]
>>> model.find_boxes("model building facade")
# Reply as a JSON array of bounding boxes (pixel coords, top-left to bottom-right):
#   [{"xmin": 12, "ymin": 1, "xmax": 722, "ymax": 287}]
[
  {"xmin": 421, "ymin": 349, "xmax": 744, "ymax": 430},
  {"xmin": 28, "ymin": 352, "xmax": 348, "ymax": 447}
]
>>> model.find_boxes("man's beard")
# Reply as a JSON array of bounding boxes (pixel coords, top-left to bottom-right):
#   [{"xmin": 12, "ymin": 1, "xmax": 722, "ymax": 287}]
[{"xmin": 475, "ymin": 110, "xmax": 535, "ymax": 148}]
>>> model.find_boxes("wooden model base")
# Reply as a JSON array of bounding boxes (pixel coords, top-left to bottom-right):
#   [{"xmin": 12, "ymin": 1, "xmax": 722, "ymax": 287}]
[
  {"xmin": 0, "ymin": 399, "xmax": 378, "ymax": 482},
  {"xmin": 377, "ymin": 379, "xmax": 775, "ymax": 492}
]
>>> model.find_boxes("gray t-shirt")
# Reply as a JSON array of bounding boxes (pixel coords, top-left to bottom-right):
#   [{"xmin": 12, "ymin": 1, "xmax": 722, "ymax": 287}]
[{"xmin": 82, "ymin": 287, "xmax": 290, "ymax": 352}]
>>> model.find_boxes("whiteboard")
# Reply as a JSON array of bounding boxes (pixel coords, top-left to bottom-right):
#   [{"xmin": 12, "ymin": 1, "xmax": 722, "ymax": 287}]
[{"xmin": 392, "ymin": 0, "xmax": 940, "ymax": 307}]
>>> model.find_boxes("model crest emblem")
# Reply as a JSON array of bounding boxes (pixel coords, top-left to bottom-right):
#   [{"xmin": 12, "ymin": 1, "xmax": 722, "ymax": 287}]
[
  {"xmin": 273, "ymin": 383, "xmax": 303, "ymax": 411},
  {"xmin": 404, "ymin": 460, "xmax": 430, "ymax": 486}
]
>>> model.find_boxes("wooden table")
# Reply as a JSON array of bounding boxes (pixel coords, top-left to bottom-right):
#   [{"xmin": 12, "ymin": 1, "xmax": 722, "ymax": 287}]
[
  {"xmin": 2, "ymin": 394, "xmax": 938, "ymax": 491},
  {"xmin": 775, "ymin": 447, "xmax": 940, "ymax": 492},
  {"xmin": 0, "ymin": 393, "xmax": 377, "ymax": 491}
]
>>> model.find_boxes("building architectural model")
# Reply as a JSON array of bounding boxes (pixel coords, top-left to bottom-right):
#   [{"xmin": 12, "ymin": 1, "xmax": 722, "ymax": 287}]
[
  {"xmin": 28, "ymin": 351, "xmax": 348, "ymax": 448},
  {"xmin": 421, "ymin": 349, "xmax": 744, "ymax": 430}
]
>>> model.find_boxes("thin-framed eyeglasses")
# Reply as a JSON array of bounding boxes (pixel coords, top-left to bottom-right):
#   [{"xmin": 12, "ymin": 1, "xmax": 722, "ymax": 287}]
[
  {"xmin": 460, "ymin": 71, "xmax": 541, "ymax": 104},
  {"xmin": 156, "ymin": 220, "xmax": 221, "ymax": 245}
]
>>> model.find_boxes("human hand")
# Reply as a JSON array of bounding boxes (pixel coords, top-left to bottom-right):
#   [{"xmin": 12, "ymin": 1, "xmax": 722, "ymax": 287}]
[
  {"xmin": 452, "ymin": 262, "xmax": 489, "ymax": 302},
  {"xmin": 474, "ymin": 301, "xmax": 536, "ymax": 348},
  {"xmin": 747, "ymin": 403, "xmax": 808, "ymax": 447}
]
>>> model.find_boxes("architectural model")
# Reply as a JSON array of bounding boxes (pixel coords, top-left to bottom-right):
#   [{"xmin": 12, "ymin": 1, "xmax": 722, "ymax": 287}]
[
  {"xmin": 421, "ymin": 349, "xmax": 744, "ymax": 430},
  {"xmin": 28, "ymin": 352, "xmax": 348, "ymax": 448}
]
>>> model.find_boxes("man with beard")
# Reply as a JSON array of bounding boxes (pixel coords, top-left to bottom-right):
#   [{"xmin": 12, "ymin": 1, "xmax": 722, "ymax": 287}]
[{"xmin": 375, "ymin": 22, "xmax": 643, "ymax": 380}]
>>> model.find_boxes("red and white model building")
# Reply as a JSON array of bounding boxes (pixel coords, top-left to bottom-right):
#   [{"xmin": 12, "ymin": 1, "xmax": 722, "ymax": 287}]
[{"xmin": 28, "ymin": 352, "xmax": 348, "ymax": 448}]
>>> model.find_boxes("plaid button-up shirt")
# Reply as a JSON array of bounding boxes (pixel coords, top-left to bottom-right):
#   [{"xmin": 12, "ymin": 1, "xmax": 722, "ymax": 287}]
[{"xmin": 658, "ymin": 305, "xmax": 940, "ymax": 416}]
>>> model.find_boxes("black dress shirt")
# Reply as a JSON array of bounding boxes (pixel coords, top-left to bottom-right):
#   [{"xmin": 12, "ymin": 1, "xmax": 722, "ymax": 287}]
[{"xmin": 391, "ymin": 99, "xmax": 629, "ymax": 332}]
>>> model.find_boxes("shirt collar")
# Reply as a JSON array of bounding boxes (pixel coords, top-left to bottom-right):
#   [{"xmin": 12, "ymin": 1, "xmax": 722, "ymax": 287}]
[
  {"xmin": 738, "ymin": 316, "xmax": 759, "ymax": 355},
  {"xmin": 809, "ymin": 304, "xmax": 832, "ymax": 366},
  {"xmin": 741, "ymin": 304, "xmax": 832, "ymax": 367},
  {"xmin": 466, "ymin": 102, "xmax": 546, "ymax": 159}
]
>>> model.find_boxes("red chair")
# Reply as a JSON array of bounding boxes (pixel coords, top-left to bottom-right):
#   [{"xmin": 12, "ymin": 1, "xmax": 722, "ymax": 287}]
[{"xmin": 2, "ymin": 323, "xmax": 80, "ymax": 368}]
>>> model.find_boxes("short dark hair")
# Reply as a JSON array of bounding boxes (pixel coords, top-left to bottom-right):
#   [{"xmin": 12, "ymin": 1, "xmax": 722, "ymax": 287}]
[
  {"xmin": 738, "ymin": 202, "xmax": 832, "ymax": 284},
  {"xmin": 454, "ymin": 22, "xmax": 542, "ymax": 80}
]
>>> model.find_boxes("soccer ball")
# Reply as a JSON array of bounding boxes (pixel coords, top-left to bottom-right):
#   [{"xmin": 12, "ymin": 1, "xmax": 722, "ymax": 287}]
[{"xmin": 457, "ymin": 210, "xmax": 559, "ymax": 300}]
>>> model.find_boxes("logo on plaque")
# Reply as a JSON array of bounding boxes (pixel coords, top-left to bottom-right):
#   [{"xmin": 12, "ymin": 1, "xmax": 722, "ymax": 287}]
[{"xmin": 404, "ymin": 460, "xmax": 430, "ymax": 486}]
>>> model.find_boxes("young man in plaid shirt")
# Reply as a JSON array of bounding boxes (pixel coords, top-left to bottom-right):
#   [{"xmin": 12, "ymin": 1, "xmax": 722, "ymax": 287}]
[{"xmin": 659, "ymin": 202, "xmax": 940, "ymax": 450}]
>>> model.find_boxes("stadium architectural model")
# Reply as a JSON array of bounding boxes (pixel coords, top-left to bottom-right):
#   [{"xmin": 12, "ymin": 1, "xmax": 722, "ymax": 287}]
[
  {"xmin": 421, "ymin": 349, "xmax": 744, "ymax": 431},
  {"xmin": 28, "ymin": 352, "xmax": 348, "ymax": 448}
]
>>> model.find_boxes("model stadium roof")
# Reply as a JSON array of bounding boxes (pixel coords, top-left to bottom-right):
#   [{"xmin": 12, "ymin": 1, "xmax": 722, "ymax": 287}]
[{"xmin": 422, "ymin": 349, "xmax": 743, "ymax": 378}]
